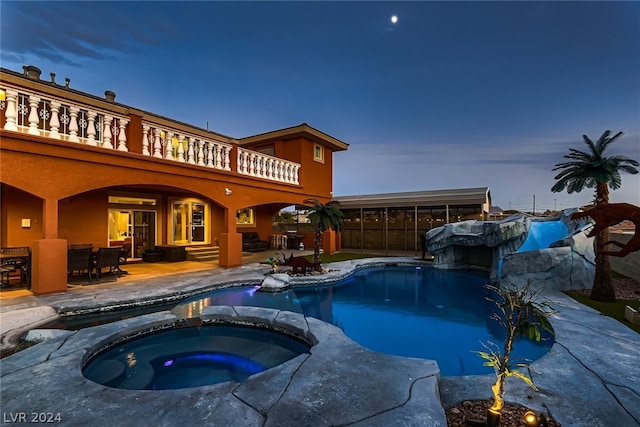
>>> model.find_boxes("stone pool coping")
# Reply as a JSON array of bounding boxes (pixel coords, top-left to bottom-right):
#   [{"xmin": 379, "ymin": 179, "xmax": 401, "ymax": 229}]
[
  {"xmin": 1, "ymin": 257, "xmax": 639, "ymax": 426},
  {"xmin": 1, "ymin": 306, "xmax": 445, "ymax": 426}
]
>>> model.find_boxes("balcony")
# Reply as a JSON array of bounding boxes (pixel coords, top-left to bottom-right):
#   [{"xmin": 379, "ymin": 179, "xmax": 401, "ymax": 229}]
[{"xmin": 0, "ymin": 80, "xmax": 300, "ymax": 185}]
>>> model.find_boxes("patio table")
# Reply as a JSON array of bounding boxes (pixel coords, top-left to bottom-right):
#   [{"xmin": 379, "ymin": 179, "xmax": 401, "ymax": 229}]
[{"xmin": 0, "ymin": 249, "xmax": 31, "ymax": 288}]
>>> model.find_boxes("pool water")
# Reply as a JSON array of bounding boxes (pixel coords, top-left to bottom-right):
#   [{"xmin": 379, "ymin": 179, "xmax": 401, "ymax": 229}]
[
  {"xmin": 83, "ymin": 325, "xmax": 310, "ymax": 389},
  {"xmin": 173, "ymin": 267, "xmax": 554, "ymax": 376}
]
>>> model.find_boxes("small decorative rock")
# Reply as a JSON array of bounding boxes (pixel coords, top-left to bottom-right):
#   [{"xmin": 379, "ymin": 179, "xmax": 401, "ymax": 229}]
[{"xmin": 259, "ymin": 273, "xmax": 291, "ymax": 292}]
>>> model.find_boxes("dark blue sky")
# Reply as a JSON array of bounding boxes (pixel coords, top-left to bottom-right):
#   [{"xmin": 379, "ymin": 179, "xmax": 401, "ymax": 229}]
[{"xmin": 2, "ymin": 1, "xmax": 638, "ymax": 211}]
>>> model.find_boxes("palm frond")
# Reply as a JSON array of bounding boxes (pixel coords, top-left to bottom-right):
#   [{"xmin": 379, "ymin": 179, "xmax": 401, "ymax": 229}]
[{"xmin": 551, "ymin": 130, "xmax": 638, "ymax": 199}]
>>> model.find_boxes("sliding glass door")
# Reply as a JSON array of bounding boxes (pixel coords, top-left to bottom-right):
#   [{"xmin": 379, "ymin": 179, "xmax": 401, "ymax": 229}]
[
  {"xmin": 108, "ymin": 209, "xmax": 156, "ymax": 258},
  {"xmin": 171, "ymin": 200, "xmax": 209, "ymax": 245}
]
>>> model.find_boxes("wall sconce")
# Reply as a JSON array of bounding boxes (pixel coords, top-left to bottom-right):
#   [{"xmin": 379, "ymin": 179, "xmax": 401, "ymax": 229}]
[{"xmin": 224, "ymin": 187, "xmax": 232, "ymax": 196}]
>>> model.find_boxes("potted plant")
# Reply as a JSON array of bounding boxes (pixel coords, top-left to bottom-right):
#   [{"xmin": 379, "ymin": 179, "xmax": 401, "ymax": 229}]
[
  {"xmin": 267, "ymin": 253, "xmax": 285, "ymax": 273},
  {"xmin": 476, "ymin": 280, "xmax": 555, "ymax": 427}
]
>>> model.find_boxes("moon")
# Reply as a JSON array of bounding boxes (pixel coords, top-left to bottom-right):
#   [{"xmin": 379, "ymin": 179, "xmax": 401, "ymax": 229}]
[{"xmin": 391, "ymin": 15, "xmax": 398, "ymax": 24}]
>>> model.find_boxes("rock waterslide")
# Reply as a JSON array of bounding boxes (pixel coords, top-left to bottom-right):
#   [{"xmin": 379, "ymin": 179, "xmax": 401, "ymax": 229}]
[{"xmin": 424, "ymin": 209, "xmax": 595, "ymax": 290}]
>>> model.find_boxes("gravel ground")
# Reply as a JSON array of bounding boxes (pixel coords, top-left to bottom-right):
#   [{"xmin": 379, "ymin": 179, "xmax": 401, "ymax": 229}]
[
  {"xmin": 568, "ymin": 276, "xmax": 640, "ymax": 301},
  {"xmin": 445, "ymin": 400, "xmax": 561, "ymax": 427}
]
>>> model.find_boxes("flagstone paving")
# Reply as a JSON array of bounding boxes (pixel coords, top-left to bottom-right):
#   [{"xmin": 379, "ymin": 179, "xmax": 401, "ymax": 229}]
[{"xmin": 1, "ymin": 258, "xmax": 639, "ymax": 426}]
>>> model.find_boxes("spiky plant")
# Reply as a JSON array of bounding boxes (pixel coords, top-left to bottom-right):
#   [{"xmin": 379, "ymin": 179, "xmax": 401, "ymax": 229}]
[{"xmin": 477, "ymin": 281, "xmax": 555, "ymax": 427}]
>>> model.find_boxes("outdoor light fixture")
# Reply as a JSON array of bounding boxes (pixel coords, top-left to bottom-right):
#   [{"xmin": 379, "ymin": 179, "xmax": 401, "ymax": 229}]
[
  {"xmin": 224, "ymin": 187, "xmax": 232, "ymax": 196},
  {"xmin": 523, "ymin": 410, "xmax": 549, "ymax": 427},
  {"xmin": 524, "ymin": 411, "xmax": 539, "ymax": 427}
]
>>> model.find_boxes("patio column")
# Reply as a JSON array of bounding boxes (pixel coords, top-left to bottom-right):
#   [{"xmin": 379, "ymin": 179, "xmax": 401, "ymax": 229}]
[
  {"xmin": 218, "ymin": 208, "xmax": 242, "ymax": 268},
  {"xmin": 31, "ymin": 198, "xmax": 67, "ymax": 295},
  {"xmin": 322, "ymin": 229, "xmax": 339, "ymax": 255}
]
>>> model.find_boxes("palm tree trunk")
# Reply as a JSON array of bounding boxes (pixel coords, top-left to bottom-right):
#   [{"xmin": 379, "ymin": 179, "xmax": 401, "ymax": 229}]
[
  {"xmin": 313, "ymin": 226, "xmax": 322, "ymax": 270},
  {"xmin": 591, "ymin": 228, "xmax": 615, "ymax": 302},
  {"xmin": 590, "ymin": 184, "xmax": 616, "ymax": 302}
]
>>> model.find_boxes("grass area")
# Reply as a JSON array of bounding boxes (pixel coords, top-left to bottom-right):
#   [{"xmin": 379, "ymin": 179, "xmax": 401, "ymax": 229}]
[{"xmin": 566, "ymin": 293, "xmax": 640, "ymax": 334}]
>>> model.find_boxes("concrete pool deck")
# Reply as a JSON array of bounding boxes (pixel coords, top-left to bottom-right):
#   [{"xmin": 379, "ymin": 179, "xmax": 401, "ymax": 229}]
[{"xmin": 1, "ymin": 257, "xmax": 639, "ymax": 426}]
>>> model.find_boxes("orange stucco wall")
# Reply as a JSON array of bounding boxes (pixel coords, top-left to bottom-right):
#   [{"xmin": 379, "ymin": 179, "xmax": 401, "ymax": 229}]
[
  {"xmin": 243, "ymin": 137, "xmax": 335, "ymax": 203},
  {"xmin": 276, "ymin": 138, "xmax": 334, "ymax": 199},
  {"xmin": 59, "ymin": 191, "xmax": 109, "ymax": 247},
  {"xmin": 1, "ymin": 185, "xmax": 43, "ymax": 247}
]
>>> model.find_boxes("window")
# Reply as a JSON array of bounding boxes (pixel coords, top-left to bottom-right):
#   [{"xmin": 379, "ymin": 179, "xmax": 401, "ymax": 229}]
[
  {"xmin": 314, "ymin": 143, "xmax": 324, "ymax": 163},
  {"xmin": 236, "ymin": 208, "xmax": 255, "ymax": 226}
]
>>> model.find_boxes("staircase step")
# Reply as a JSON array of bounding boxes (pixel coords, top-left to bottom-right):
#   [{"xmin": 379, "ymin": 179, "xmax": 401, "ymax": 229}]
[{"xmin": 185, "ymin": 246, "xmax": 219, "ymax": 262}]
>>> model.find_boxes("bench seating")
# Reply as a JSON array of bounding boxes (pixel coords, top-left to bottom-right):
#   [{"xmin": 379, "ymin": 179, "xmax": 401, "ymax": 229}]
[{"xmin": 242, "ymin": 232, "xmax": 269, "ymax": 252}]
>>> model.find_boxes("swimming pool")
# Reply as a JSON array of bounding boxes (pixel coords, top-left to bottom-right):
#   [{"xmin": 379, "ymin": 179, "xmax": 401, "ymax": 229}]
[{"xmin": 173, "ymin": 266, "xmax": 554, "ymax": 376}]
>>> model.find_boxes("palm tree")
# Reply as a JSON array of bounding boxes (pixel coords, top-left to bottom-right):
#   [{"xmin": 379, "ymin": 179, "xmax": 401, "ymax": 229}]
[
  {"xmin": 552, "ymin": 130, "xmax": 639, "ymax": 302},
  {"xmin": 478, "ymin": 281, "xmax": 555, "ymax": 427},
  {"xmin": 303, "ymin": 199, "xmax": 344, "ymax": 270}
]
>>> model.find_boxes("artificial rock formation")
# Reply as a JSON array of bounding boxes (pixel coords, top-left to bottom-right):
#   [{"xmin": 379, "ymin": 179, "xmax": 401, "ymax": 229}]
[{"xmin": 425, "ymin": 209, "xmax": 595, "ymax": 291}]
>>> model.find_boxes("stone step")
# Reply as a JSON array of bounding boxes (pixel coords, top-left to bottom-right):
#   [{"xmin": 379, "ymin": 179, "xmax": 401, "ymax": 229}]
[{"xmin": 185, "ymin": 246, "xmax": 219, "ymax": 262}]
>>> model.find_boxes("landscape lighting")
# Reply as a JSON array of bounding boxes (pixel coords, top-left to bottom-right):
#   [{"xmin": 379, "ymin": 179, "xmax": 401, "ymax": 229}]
[
  {"xmin": 523, "ymin": 410, "xmax": 549, "ymax": 427},
  {"xmin": 524, "ymin": 411, "xmax": 539, "ymax": 427}
]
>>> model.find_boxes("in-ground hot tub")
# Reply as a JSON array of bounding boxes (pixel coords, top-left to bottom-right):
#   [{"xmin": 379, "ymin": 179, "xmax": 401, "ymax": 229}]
[{"xmin": 82, "ymin": 312, "xmax": 312, "ymax": 390}]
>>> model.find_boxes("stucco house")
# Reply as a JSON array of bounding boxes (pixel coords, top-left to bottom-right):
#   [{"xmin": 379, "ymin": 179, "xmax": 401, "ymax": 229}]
[{"xmin": 0, "ymin": 65, "xmax": 348, "ymax": 294}]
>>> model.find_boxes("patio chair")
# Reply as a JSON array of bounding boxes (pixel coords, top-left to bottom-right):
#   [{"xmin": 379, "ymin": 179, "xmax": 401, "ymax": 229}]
[
  {"xmin": 69, "ymin": 243, "xmax": 93, "ymax": 250},
  {"xmin": 1, "ymin": 265, "xmax": 16, "ymax": 287},
  {"xmin": 119, "ymin": 243, "xmax": 132, "ymax": 265},
  {"xmin": 68, "ymin": 247, "xmax": 93, "ymax": 281},
  {"xmin": 0, "ymin": 246, "xmax": 30, "ymax": 286},
  {"xmin": 93, "ymin": 247, "xmax": 122, "ymax": 279}
]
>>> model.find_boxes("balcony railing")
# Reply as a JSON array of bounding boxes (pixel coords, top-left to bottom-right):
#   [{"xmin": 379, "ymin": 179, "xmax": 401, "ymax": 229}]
[
  {"xmin": 1, "ymin": 86, "xmax": 129, "ymax": 150},
  {"xmin": 237, "ymin": 148, "xmax": 300, "ymax": 184},
  {"xmin": 0, "ymin": 82, "xmax": 300, "ymax": 184},
  {"xmin": 141, "ymin": 122, "xmax": 232, "ymax": 171}
]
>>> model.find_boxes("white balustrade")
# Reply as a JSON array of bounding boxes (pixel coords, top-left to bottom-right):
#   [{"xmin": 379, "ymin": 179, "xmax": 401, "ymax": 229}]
[
  {"xmin": 27, "ymin": 95, "xmax": 40, "ymax": 135},
  {"xmin": 153, "ymin": 128, "xmax": 162, "ymax": 158},
  {"xmin": 0, "ymin": 82, "xmax": 301, "ymax": 185},
  {"xmin": 237, "ymin": 147, "xmax": 300, "ymax": 184},
  {"xmin": 102, "ymin": 116, "xmax": 113, "ymax": 149},
  {"xmin": 49, "ymin": 101, "xmax": 61, "ymax": 139},
  {"xmin": 187, "ymin": 137, "xmax": 196, "ymax": 165},
  {"xmin": 164, "ymin": 131, "xmax": 174, "ymax": 161},
  {"xmin": 0, "ymin": 83, "xmax": 128, "ymax": 150},
  {"xmin": 117, "ymin": 119, "xmax": 128, "ymax": 151},
  {"xmin": 196, "ymin": 140, "xmax": 205, "ymax": 167},
  {"xmin": 142, "ymin": 124, "xmax": 151, "ymax": 156},
  {"xmin": 177, "ymin": 135, "xmax": 185, "ymax": 162},
  {"xmin": 86, "ymin": 111, "xmax": 97, "ymax": 146},
  {"xmin": 140, "ymin": 122, "xmax": 235, "ymax": 173},
  {"xmin": 68, "ymin": 107, "xmax": 79, "ymax": 142}
]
